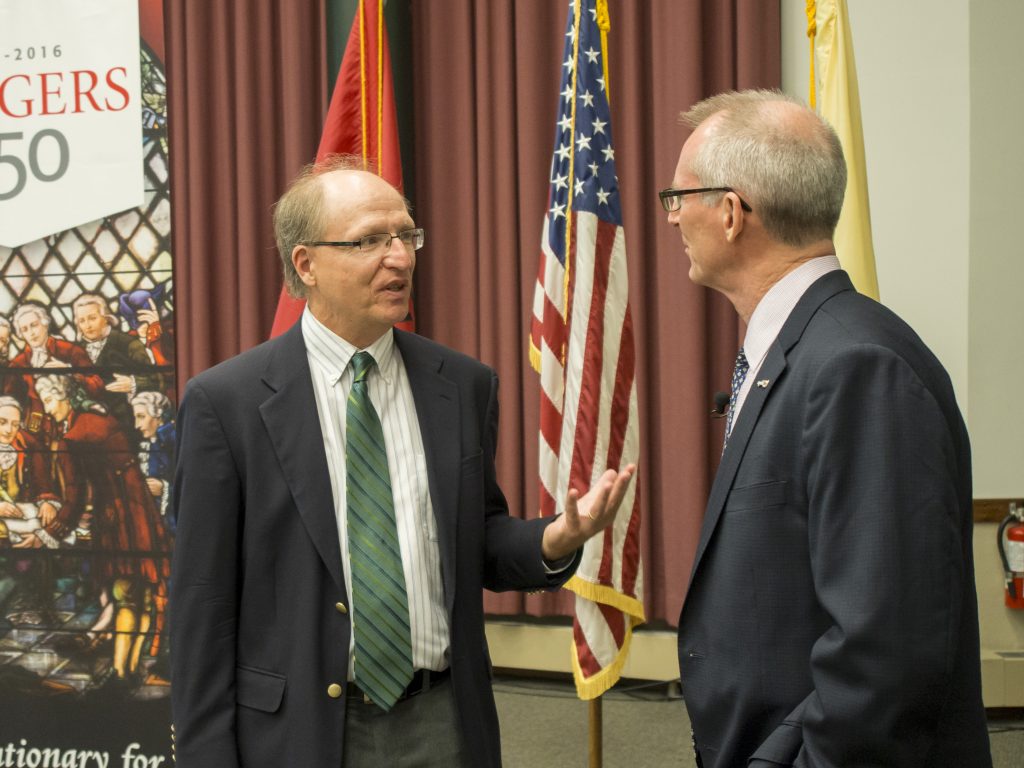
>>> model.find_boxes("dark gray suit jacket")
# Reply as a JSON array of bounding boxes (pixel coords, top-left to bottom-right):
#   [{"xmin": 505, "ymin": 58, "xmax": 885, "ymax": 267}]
[
  {"xmin": 678, "ymin": 271, "xmax": 990, "ymax": 768},
  {"xmin": 170, "ymin": 324, "xmax": 574, "ymax": 767}
]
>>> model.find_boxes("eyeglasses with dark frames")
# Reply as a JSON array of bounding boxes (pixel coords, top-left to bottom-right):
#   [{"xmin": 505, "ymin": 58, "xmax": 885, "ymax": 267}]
[
  {"xmin": 302, "ymin": 227, "xmax": 425, "ymax": 253},
  {"xmin": 658, "ymin": 187, "xmax": 752, "ymax": 213}
]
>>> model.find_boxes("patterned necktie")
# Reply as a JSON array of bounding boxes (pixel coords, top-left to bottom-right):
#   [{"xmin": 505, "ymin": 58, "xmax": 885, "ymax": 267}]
[
  {"xmin": 723, "ymin": 347, "xmax": 749, "ymax": 452},
  {"xmin": 346, "ymin": 351, "xmax": 413, "ymax": 710}
]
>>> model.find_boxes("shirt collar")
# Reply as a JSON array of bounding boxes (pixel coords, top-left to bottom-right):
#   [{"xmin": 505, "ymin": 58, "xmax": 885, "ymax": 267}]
[
  {"xmin": 301, "ymin": 309, "xmax": 396, "ymax": 385},
  {"xmin": 742, "ymin": 254, "xmax": 841, "ymax": 369}
]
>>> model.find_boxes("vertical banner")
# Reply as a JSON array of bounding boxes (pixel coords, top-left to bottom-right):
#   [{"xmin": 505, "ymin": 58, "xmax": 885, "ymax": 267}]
[{"xmin": 0, "ymin": 1, "xmax": 174, "ymax": 764}]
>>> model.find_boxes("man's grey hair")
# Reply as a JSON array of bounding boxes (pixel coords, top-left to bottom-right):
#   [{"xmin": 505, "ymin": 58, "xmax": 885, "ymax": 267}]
[
  {"xmin": 679, "ymin": 89, "xmax": 847, "ymax": 247},
  {"xmin": 0, "ymin": 317, "xmax": 11, "ymax": 332},
  {"xmin": 72, "ymin": 293, "xmax": 118, "ymax": 328},
  {"xmin": 273, "ymin": 154, "xmax": 409, "ymax": 299},
  {"xmin": 131, "ymin": 390, "xmax": 172, "ymax": 420},
  {"xmin": 35, "ymin": 374, "xmax": 71, "ymax": 401},
  {"xmin": 12, "ymin": 303, "xmax": 50, "ymax": 338}
]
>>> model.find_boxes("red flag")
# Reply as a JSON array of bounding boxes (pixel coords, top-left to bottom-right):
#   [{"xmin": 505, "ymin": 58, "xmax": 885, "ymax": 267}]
[
  {"xmin": 530, "ymin": 0, "xmax": 644, "ymax": 699},
  {"xmin": 270, "ymin": 0, "xmax": 413, "ymax": 337}
]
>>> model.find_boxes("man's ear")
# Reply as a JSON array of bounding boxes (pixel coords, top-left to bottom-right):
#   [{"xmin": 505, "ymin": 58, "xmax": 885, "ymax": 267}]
[
  {"xmin": 292, "ymin": 245, "xmax": 316, "ymax": 287},
  {"xmin": 722, "ymin": 193, "xmax": 746, "ymax": 243}
]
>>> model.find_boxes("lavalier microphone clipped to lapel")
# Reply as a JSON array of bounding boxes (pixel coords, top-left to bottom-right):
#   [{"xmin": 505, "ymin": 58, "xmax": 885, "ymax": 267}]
[{"xmin": 710, "ymin": 391, "xmax": 729, "ymax": 418}]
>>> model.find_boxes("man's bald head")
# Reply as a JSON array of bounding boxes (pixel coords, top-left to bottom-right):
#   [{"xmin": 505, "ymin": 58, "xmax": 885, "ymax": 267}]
[{"xmin": 273, "ymin": 155, "xmax": 410, "ymax": 298}]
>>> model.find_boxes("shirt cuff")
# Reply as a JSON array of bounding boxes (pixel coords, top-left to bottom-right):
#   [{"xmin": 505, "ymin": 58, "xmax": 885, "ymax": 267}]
[{"xmin": 542, "ymin": 553, "xmax": 575, "ymax": 575}]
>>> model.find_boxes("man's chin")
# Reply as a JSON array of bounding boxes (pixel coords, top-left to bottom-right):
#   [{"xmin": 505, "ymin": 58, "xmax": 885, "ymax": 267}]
[{"xmin": 379, "ymin": 304, "xmax": 411, "ymax": 328}]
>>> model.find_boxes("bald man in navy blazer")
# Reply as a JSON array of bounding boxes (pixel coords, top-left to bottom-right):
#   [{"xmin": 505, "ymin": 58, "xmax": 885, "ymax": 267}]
[
  {"xmin": 664, "ymin": 91, "xmax": 990, "ymax": 768},
  {"xmin": 170, "ymin": 156, "xmax": 634, "ymax": 767}
]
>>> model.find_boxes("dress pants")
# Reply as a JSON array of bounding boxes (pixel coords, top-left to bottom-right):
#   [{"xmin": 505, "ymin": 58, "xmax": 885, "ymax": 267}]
[{"xmin": 341, "ymin": 677, "xmax": 470, "ymax": 767}]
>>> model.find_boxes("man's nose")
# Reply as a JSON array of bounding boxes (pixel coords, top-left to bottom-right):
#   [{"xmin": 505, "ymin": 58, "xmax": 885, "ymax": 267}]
[{"xmin": 382, "ymin": 238, "xmax": 414, "ymax": 267}]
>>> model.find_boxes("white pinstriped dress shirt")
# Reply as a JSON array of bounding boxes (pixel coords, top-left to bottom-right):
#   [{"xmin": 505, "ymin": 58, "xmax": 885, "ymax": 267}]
[{"xmin": 302, "ymin": 310, "xmax": 449, "ymax": 677}]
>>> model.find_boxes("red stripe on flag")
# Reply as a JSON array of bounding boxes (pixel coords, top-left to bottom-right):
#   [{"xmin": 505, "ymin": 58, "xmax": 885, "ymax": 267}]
[
  {"xmin": 539, "ymin": 393, "xmax": 563, "ymax": 455},
  {"xmin": 598, "ymin": 525, "xmax": 615, "ymax": 585},
  {"xmin": 599, "ymin": 601, "xmax": 626, "ymax": 646},
  {"xmin": 620, "ymin": 491, "xmax": 642, "ymax": 596},
  {"xmin": 606, "ymin": 303, "xmax": 635, "ymax": 468},
  {"xmin": 541, "ymin": 294, "xmax": 567, "ymax": 357},
  {"xmin": 573, "ymin": 618, "xmax": 603, "ymax": 678}
]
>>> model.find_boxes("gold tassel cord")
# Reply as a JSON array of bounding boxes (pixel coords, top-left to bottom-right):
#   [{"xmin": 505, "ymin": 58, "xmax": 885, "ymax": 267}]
[
  {"xmin": 377, "ymin": 0, "xmax": 384, "ymax": 174},
  {"xmin": 562, "ymin": 0, "xmax": 583, "ymax": 331},
  {"xmin": 359, "ymin": 1, "xmax": 368, "ymax": 165},
  {"xmin": 596, "ymin": 0, "xmax": 610, "ymax": 101}
]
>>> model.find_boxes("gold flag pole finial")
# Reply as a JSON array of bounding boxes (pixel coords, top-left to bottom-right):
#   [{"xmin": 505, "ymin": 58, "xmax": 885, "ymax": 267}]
[{"xmin": 596, "ymin": 0, "xmax": 610, "ymax": 101}]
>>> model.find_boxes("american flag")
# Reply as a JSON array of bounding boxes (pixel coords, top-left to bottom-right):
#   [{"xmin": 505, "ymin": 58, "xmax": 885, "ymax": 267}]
[{"xmin": 529, "ymin": 0, "xmax": 644, "ymax": 699}]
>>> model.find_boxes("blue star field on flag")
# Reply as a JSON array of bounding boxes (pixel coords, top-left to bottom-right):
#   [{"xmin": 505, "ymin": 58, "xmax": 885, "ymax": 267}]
[{"xmin": 545, "ymin": 0, "xmax": 624, "ymax": 266}]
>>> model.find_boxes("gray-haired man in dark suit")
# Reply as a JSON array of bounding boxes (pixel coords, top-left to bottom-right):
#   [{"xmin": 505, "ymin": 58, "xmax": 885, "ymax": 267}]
[{"xmin": 664, "ymin": 90, "xmax": 990, "ymax": 768}]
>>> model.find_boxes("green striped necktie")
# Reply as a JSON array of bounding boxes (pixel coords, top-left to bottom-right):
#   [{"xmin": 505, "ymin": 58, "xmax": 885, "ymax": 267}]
[{"xmin": 346, "ymin": 350, "xmax": 413, "ymax": 710}]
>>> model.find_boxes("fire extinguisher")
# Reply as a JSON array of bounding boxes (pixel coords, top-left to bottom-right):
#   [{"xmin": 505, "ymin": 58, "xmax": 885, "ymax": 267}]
[{"xmin": 998, "ymin": 502, "xmax": 1024, "ymax": 610}]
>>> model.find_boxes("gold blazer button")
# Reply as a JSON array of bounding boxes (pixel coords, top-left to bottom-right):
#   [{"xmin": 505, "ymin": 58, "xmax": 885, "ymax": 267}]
[
  {"xmin": 327, "ymin": 683, "xmax": 343, "ymax": 698},
  {"xmin": 335, "ymin": 602, "xmax": 348, "ymax": 614}
]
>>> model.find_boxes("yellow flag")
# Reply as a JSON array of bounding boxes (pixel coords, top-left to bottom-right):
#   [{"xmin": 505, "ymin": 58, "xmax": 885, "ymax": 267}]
[{"xmin": 809, "ymin": 0, "xmax": 879, "ymax": 300}]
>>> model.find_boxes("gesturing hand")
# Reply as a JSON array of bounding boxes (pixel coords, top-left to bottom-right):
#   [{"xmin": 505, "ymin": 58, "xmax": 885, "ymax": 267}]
[{"xmin": 541, "ymin": 464, "xmax": 636, "ymax": 562}]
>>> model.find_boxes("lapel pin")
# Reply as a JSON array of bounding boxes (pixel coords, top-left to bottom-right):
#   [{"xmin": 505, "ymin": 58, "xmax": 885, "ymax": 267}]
[{"xmin": 756, "ymin": 379, "xmax": 770, "ymax": 388}]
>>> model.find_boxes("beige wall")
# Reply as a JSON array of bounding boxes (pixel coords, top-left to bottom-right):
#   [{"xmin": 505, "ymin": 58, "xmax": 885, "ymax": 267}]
[
  {"xmin": 783, "ymin": 0, "xmax": 972, "ymax": 403},
  {"xmin": 967, "ymin": 0, "xmax": 1024, "ymax": 682},
  {"xmin": 967, "ymin": 0, "xmax": 1024, "ymax": 498},
  {"xmin": 783, "ymin": 0, "xmax": 1024, "ymax": 495},
  {"xmin": 781, "ymin": 0, "xmax": 1024, "ymax": 686}
]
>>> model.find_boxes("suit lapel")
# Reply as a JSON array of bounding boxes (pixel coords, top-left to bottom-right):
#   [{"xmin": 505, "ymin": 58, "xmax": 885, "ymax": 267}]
[
  {"xmin": 394, "ymin": 330, "xmax": 461, "ymax": 614},
  {"xmin": 258, "ymin": 323, "xmax": 345, "ymax": 593},
  {"xmin": 688, "ymin": 270, "xmax": 856, "ymax": 585},
  {"xmin": 690, "ymin": 346, "xmax": 787, "ymax": 578}
]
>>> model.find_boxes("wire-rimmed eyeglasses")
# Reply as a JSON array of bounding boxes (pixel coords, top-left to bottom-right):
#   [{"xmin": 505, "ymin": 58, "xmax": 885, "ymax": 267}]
[
  {"xmin": 658, "ymin": 188, "xmax": 752, "ymax": 213},
  {"xmin": 302, "ymin": 227, "xmax": 425, "ymax": 253}
]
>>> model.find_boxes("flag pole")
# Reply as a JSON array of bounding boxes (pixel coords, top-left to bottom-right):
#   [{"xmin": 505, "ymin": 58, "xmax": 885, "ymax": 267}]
[{"xmin": 589, "ymin": 696, "xmax": 603, "ymax": 768}]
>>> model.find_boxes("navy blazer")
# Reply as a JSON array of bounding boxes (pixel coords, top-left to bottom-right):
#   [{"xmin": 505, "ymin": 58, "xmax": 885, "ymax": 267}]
[
  {"xmin": 170, "ymin": 324, "xmax": 573, "ymax": 767},
  {"xmin": 678, "ymin": 271, "xmax": 990, "ymax": 768}
]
